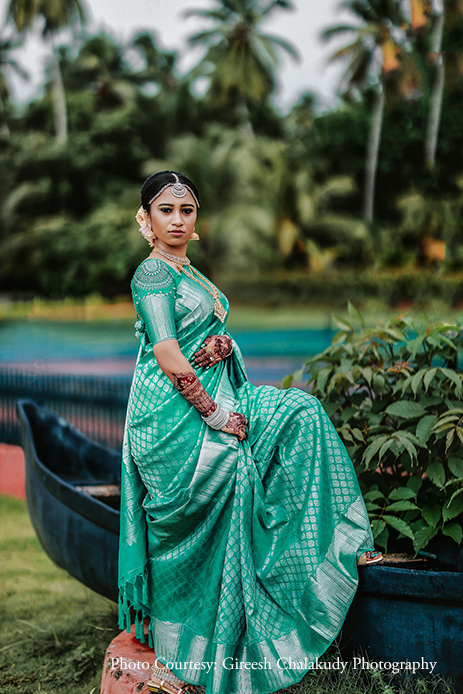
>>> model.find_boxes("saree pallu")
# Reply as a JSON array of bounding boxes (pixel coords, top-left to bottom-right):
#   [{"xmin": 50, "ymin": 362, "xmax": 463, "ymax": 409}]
[{"xmin": 118, "ymin": 258, "xmax": 374, "ymax": 694}]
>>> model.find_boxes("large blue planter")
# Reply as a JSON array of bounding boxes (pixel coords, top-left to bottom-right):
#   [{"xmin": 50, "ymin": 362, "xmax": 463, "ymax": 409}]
[{"xmin": 341, "ymin": 564, "xmax": 463, "ymax": 690}]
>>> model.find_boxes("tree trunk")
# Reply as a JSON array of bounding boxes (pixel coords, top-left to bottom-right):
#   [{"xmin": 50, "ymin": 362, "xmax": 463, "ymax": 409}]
[
  {"xmin": 237, "ymin": 96, "xmax": 254, "ymax": 137},
  {"xmin": 363, "ymin": 83, "xmax": 385, "ymax": 223},
  {"xmin": 425, "ymin": 3, "xmax": 445, "ymax": 170},
  {"xmin": 50, "ymin": 35, "xmax": 68, "ymax": 144},
  {"xmin": 0, "ymin": 89, "xmax": 11, "ymax": 139}
]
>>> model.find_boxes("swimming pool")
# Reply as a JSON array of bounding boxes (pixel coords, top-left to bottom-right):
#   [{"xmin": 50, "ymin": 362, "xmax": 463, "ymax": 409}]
[{"xmin": 0, "ymin": 320, "xmax": 336, "ymax": 385}]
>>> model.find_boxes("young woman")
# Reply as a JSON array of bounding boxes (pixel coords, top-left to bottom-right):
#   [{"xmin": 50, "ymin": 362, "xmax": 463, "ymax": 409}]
[{"xmin": 118, "ymin": 170, "xmax": 381, "ymax": 694}]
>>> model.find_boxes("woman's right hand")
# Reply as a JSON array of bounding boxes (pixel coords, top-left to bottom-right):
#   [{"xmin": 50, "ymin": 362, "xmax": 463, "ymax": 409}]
[{"xmin": 221, "ymin": 412, "xmax": 248, "ymax": 441}]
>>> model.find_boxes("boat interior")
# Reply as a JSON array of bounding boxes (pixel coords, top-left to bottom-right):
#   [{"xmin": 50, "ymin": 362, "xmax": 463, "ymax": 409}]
[{"xmin": 21, "ymin": 400, "xmax": 122, "ymax": 511}]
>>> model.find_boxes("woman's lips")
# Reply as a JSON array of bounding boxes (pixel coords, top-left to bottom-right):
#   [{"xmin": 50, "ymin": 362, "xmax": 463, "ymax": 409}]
[{"xmin": 168, "ymin": 230, "xmax": 184, "ymax": 235}]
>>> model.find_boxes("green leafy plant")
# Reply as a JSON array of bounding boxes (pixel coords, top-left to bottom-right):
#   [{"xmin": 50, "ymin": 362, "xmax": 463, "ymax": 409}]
[{"xmin": 282, "ymin": 302, "xmax": 463, "ymax": 553}]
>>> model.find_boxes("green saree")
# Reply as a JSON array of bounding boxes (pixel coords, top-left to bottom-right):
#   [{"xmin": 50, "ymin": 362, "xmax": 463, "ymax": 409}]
[{"xmin": 118, "ymin": 258, "xmax": 374, "ymax": 694}]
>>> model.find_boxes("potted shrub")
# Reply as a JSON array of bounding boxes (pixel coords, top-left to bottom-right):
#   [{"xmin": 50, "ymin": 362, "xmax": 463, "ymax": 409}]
[{"xmin": 282, "ymin": 303, "xmax": 463, "ymax": 684}]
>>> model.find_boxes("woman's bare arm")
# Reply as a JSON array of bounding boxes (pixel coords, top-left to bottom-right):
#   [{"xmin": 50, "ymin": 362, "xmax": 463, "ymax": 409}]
[{"xmin": 152, "ymin": 339, "xmax": 195, "ymax": 383}]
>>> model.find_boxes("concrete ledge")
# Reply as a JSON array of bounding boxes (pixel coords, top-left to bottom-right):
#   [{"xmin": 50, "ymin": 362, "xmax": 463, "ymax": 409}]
[{"xmin": 0, "ymin": 444, "xmax": 25, "ymax": 499}]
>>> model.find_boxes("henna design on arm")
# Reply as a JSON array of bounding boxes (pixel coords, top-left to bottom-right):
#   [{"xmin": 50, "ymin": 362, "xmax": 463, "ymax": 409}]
[
  {"xmin": 172, "ymin": 371, "xmax": 247, "ymax": 440},
  {"xmin": 172, "ymin": 371, "xmax": 217, "ymax": 417}
]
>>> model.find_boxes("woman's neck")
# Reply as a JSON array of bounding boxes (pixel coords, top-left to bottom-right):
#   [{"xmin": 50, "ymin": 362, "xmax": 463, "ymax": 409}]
[
  {"xmin": 152, "ymin": 240, "xmax": 188, "ymax": 258},
  {"xmin": 149, "ymin": 244, "xmax": 190, "ymax": 272}
]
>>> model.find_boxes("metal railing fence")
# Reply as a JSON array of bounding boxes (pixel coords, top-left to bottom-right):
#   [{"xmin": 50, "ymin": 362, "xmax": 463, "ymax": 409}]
[{"xmin": 0, "ymin": 367, "xmax": 132, "ymax": 451}]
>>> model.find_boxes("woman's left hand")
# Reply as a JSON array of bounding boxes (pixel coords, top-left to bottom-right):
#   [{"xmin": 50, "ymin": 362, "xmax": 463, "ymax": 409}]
[{"xmin": 193, "ymin": 335, "xmax": 233, "ymax": 368}]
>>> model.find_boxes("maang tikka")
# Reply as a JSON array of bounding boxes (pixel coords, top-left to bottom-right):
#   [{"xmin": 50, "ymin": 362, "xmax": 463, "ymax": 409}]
[{"xmin": 148, "ymin": 174, "xmax": 200, "ymax": 209}]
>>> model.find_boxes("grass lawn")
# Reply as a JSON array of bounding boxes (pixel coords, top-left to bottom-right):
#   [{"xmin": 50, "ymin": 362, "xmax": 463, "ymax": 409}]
[
  {"xmin": 0, "ymin": 495, "xmax": 119, "ymax": 694},
  {"xmin": 1, "ymin": 296, "xmax": 462, "ymax": 331},
  {"xmin": 226, "ymin": 300, "xmax": 463, "ymax": 331},
  {"xmin": 0, "ymin": 496, "xmax": 455, "ymax": 694}
]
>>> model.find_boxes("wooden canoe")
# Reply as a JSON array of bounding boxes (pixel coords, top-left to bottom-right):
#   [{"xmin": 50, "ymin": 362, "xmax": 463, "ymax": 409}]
[{"xmin": 17, "ymin": 399, "xmax": 121, "ymax": 602}]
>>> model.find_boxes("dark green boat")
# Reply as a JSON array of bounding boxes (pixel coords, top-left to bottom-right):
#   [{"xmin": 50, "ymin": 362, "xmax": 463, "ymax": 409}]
[{"xmin": 17, "ymin": 399, "xmax": 121, "ymax": 602}]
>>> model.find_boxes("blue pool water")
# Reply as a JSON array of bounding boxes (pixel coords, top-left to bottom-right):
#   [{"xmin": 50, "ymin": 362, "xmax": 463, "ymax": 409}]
[{"xmin": 0, "ymin": 321, "xmax": 336, "ymax": 385}]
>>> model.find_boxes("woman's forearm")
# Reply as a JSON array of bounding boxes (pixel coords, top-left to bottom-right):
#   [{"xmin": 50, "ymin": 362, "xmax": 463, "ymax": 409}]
[
  {"xmin": 153, "ymin": 339, "xmax": 247, "ymax": 440},
  {"xmin": 152, "ymin": 339, "xmax": 217, "ymax": 416},
  {"xmin": 152, "ymin": 339, "xmax": 195, "ymax": 381}
]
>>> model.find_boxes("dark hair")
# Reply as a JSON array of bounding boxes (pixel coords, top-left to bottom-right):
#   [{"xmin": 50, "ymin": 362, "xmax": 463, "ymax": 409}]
[{"xmin": 140, "ymin": 170, "xmax": 200, "ymax": 212}]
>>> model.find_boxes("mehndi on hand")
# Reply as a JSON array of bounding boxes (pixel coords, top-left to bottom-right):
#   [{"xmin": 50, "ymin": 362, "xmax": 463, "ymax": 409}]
[
  {"xmin": 220, "ymin": 412, "xmax": 247, "ymax": 442},
  {"xmin": 193, "ymin": 335, "xmax": 233, "ymax": 369}
]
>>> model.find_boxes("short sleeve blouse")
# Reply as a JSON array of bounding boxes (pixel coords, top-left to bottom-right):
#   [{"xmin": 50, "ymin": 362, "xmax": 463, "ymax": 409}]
[{"xmin": 131, "ymin": 259, "xmax": 179, "ymax": 346}]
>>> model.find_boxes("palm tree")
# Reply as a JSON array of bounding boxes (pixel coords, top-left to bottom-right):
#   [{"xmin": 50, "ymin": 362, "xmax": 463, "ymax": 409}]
[
  {"xmin": 406, "ymin": 0, "xmax": 463, "ymax": 170},
  {"xmin": 421, "ymin": 0, "xmax": 444, "ymax": 169},
  {"xmin": 0, "ymin": 35, "xmax": 28, "ymax": 139},
  {"xmin": 185, "ymin": 0, "xmax": 298, "ymax": 135},
  {"xmin": 130, "ymin": 31, "xmax": 190, "ymax": 133},
  {"xmin": 422, "ymin": 0, "xmax": 463, "ymax": 170},
  {"xmin": 63, "ymin": 32, "xmax": 137, "ymax": 107},
  {"xmin": 131, "ymin": 32, "xmax": 179, "ymax": 93},
  {"xmin": 322, "ymin": 0, "xmax": 417, "ymax": 223},
  {"xmin": 6, "ymin": 0, "xmax": 87, "ymax": 143}
]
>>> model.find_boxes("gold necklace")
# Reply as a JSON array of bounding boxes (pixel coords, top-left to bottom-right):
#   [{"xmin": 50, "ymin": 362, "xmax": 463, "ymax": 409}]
[
  {"xmin": 151, "ymin": 245, "xmax": 190, "ymax": 266},
  {"xmin": 182, "ymin": 265, "xmax": 226, "ymax": 323}
]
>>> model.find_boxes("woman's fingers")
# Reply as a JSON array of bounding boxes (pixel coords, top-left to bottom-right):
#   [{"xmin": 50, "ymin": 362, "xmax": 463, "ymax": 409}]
[
  {"xmin": 193, "ymin": 335, "xmax": 232, "ymax": 368},
  {"xmin": 193, "ymin": 348, "xmax": 221, "ymax": 367},
  {"xmin": 235, "ymin": 426, "xmax": 247, "ymax": 441},
  {"xmin": 221, "ymin": 413, "xmax": 247, "ymax": 440},
  {"xmin": 194, "ymin": 355, "xmax": 217, "ymax": 368},
  {"xmin": 193, "ymin": 349, "xmax": 211, "ymax": 362},
  {"xmin": 194, "ymin": 354, "xmax": 209, "ymax": 365}
]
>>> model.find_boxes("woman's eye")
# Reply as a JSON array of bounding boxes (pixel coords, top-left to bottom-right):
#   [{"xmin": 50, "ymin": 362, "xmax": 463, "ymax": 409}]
[
  {"xmin": 160, "ymin": 208, "xmax": 172, "ymax": 213},
  {"xmin": 183, "ymin": 209, "xmax": 193, "ymax": 215}
]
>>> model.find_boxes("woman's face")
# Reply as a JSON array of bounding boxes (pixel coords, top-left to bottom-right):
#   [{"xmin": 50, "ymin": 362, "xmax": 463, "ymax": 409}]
[{"xmin": 149, "ymin": 187, "xmax": 197, "ymax": 250}]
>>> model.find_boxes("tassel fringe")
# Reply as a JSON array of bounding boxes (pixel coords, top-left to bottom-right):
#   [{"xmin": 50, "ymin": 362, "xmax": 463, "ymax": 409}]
[{"xmin": 118, "ymin": 571, "xmax": 151, "ymax": 644}]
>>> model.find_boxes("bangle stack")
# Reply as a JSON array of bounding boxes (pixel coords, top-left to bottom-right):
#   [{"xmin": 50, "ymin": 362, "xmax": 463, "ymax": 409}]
[{"xmin": 201, "ymin": 404, "xmax": 230, "ymax": 430}]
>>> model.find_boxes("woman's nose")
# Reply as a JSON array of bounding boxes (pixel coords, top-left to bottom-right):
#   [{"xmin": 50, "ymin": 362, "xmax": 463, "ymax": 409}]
[{"xmin": 172, "ymin": 210, "xmax": 183, "ymax": 225}]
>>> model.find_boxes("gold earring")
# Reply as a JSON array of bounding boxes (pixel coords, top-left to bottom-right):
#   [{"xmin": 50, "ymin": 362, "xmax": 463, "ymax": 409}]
[{"xmin": 191, "ymin": 231, "xmax": 200, "ymax": 240}]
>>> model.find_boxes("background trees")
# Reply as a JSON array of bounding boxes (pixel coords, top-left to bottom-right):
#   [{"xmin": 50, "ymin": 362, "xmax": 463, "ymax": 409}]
[
  {"xmin": 186, "ymin": 0, "xmax": 298, "ymax": 134},
  {"xmin": 6, "ymin": 0, "xmax": 87, "ymax": 143},
  {"xmin": 322, "ymin": 0, "xmax": 421, "ymax": 223},
  {"xmin": 0, "ymin": 34, "xmax": 27, "ymax": 140},
  {"xmin": 0, "ymin": 0, "xmax": 462, "ymax": 297}
]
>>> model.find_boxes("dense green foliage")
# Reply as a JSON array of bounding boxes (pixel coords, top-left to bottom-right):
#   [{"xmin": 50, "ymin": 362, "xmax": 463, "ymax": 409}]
[
  {"xmin": 0, "ymin": 0, "xmax": 463, "ymax": 296},
  {"xmin": 284, "ymin": 305, "xmax": 463, "ymax": 552},
  {"xmin": 219, "ymin": 269, "xmax": 463, "ymax": 306}
]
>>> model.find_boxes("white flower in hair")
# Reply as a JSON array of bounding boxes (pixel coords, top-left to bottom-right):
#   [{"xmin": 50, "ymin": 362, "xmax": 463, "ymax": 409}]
[{"xmin": 136, "ymin": 206, "xmax": 155, "ymax": 243}]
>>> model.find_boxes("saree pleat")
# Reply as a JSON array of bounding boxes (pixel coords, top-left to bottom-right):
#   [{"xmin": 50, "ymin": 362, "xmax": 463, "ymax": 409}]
[{"xmin": 118, "ymin": 258, "xmax": 374, "ymax": 694}]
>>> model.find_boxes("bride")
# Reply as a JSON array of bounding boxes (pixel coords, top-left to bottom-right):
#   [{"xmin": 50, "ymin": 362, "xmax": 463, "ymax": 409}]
[{"xmin": 118, "ymin": 170, "xmax": 381, "ymax": 694}]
